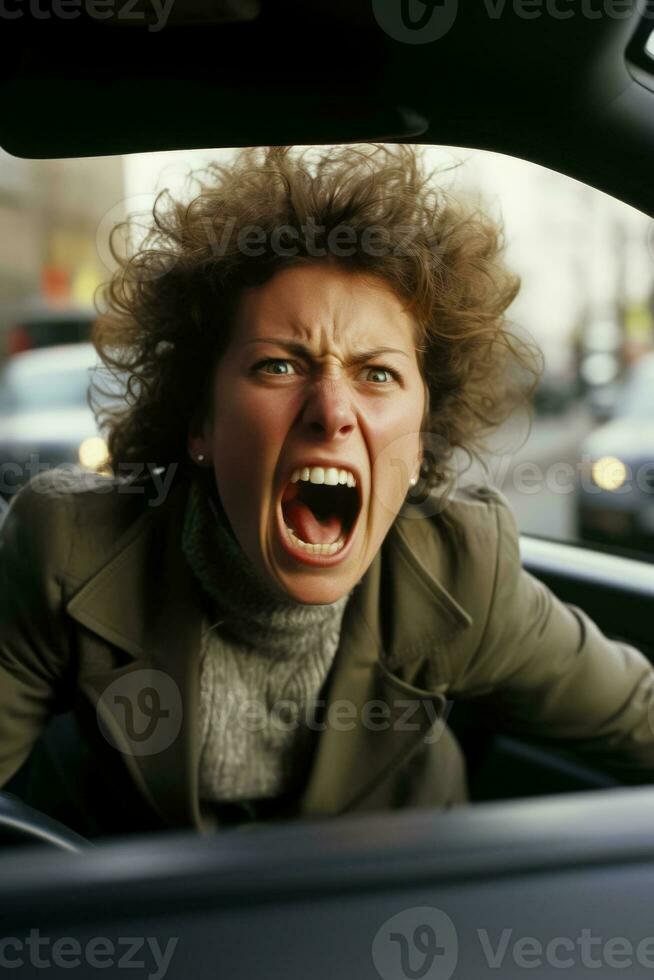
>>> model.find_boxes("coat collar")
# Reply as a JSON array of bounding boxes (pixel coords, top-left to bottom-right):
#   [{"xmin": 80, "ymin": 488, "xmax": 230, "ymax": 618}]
[{"xmin": 66, "ymin": 479, "xmax": 474, "ymax": 827}]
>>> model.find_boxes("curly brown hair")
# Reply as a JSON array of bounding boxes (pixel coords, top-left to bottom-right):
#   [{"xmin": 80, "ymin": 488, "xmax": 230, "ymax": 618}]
[{"xmin": 92, "ymin": 143, "xmax": 542, "ymax": 492}]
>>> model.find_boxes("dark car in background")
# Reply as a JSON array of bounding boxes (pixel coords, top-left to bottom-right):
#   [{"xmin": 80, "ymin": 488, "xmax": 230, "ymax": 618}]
[
  {"xmin": 0, "ymin": 343, "xmax": 116, "ymax": 501},
  {"xmin": 531, "ymin": 369, "xmax": 577, "ymax": 417},
  {"xmin": 576, "ymin": 351, "xmax": 654, "ymax": 559},
  {"xmin": 1, "ymin": 304, "xmax": 96, "ymax": 359}
]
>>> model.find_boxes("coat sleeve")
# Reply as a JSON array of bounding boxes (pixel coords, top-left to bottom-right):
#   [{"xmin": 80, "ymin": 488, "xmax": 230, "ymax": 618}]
[
  {"xmin": 0, "ymin": 476, "xmax": 76, "ymax": 787},
  {"xmin": 455, "ymin": 488, "xmax": 654, "ymax": 784}
]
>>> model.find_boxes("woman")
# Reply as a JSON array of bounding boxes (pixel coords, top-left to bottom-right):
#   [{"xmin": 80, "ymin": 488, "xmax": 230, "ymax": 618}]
[{"xmin": 1, "ymin": 144, "xmax": 654, "ymax": 839}]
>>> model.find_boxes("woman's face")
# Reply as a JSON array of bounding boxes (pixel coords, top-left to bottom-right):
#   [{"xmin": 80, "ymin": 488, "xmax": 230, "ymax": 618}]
[{"xmin": 190, "ymin": 264, "xmax": 426, "ymax": 604}]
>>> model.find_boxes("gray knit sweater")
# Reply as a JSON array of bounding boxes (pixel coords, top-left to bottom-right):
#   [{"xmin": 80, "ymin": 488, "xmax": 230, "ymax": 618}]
[{"xmin": 181, "ymin": 476, "xmax": 354, "ymax": 813}]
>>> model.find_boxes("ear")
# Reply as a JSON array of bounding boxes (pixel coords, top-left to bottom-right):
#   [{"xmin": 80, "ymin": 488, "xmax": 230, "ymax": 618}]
[
  {"xmin": 421, "ymin": 377, "xmax": 430, "ymax": 429},
  {"xmin": 411, "ymin": 443, "xmax": 424, "ymax": 485},
  {"xmin": 187, "ymin": 417, "xmax": 212, "ymax": 465}
]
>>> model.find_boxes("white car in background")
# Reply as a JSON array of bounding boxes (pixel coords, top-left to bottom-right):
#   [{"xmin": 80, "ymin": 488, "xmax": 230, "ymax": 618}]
[
  {"xmin": 577, "ymin": 351, "xmax": 654, "ymax": 560},
  {"xmin": 0, "ymin": 343, "xmax": 121, "ymax": 502}
]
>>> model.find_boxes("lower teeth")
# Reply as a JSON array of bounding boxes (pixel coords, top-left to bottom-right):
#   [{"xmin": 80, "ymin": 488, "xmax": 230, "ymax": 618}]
[{"xmin": 285, "ymin": 525, "xmax": 346, "ymax": 555}]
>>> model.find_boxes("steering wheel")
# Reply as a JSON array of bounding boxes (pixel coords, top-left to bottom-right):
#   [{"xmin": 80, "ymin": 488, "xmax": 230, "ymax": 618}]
[{"xmin": 0, "ymin": 792, "xmax": 92, "ymax": 851}]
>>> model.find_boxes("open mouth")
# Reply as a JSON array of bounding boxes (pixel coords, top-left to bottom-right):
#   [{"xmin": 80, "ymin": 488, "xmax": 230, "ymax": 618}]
[{"xmin": 279, "ymin": 468, "xmax": 361, "ymax": 560}]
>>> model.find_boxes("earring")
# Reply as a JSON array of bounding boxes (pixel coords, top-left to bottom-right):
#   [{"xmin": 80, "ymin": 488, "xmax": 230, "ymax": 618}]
[
  {"xmin": 409, "ymin": 475, "xmax": 418, "ymax": 487},
  {"xmin": 196, "ymin": 453, "xmax": 206, "ymax": 464}
]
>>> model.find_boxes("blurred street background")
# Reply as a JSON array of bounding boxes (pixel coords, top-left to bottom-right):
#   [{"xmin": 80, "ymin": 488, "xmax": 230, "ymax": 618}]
[{"xmin": 0, "ymin": 144, "xmax": 652, "ymax": 561}]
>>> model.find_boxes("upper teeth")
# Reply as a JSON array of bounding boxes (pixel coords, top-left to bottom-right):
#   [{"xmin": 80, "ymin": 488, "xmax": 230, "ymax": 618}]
[{"xmin": 290, "ymin": 466, "xmax": 357, "ymax": 488}]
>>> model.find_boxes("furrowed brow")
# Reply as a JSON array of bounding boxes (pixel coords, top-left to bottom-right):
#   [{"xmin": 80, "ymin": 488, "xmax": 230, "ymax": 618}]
[{"xmin": 245, "ymin": 338, "xmax": 410, "ymax": 362}]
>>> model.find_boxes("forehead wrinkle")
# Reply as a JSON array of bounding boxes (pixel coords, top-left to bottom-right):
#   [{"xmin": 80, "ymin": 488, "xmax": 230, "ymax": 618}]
[
  {"xmin": 280, "ymin": 314, "xmax": 353, "ymax": 359},
  {"xmin": 285, "ymin": 300, "xmax": 393, "ymax": 357},
  {"xmin": 247, "ymin": 268, "xmax": 415, "ymax": 357}
]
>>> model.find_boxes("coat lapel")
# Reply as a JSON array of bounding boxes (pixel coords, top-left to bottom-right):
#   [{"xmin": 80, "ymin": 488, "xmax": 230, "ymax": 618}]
[
  {"xmin": 299, "ymin": 515, "xmax": 474, "ymax": 817},
  {"xmin": 67, "ymin": 478, "xmax": 205, "ymax": 830}
]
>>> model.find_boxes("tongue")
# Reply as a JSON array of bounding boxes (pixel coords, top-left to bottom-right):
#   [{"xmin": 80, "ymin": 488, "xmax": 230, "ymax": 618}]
[{"xmin": 281, "ymin": 482, "xmax": 344, "ymax": 545}]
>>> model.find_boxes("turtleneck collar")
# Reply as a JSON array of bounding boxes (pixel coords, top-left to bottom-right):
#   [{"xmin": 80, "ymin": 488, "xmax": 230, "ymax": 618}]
[{"xmin": 181, "ymin": 472, "xmax": 355, "ymax": 650}]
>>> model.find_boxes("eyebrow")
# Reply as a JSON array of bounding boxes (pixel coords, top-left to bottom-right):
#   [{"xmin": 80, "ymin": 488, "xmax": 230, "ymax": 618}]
[{"xmin": 244, "ymin": 338, "xmax": 411, "ymax": 362}]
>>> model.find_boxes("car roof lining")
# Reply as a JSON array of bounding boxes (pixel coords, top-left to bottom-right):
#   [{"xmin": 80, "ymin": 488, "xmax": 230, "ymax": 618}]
[{"xmin": 0, "ymin": 1, "xmax": 653, "ymax": 216}]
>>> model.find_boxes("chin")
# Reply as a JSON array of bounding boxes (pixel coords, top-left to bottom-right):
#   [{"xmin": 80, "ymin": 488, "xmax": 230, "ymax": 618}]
[{"xmin": 275, "ymin": 571, "xmax": 353, "ymax": 606}]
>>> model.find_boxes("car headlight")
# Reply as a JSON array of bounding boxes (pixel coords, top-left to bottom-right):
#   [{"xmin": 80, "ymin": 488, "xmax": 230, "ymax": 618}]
[
  {"xmin": 78, "ymin": 436, "xmax": 109, "ymax": 472},
  {"xmin": 591, "ymin": 455, "xmax": 627, "ymax": 491}
]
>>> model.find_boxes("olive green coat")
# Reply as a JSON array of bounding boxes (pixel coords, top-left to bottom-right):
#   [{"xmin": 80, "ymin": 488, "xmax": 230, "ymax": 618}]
[{"xmin": 1, "ymin": 471, "xmax": 653, "ymax": 835}]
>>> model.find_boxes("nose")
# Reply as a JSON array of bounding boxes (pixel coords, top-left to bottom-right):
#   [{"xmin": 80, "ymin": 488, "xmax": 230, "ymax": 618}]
[{"xmin": 301, "ymin": 376, "xmax": 357, "ymax": 441}]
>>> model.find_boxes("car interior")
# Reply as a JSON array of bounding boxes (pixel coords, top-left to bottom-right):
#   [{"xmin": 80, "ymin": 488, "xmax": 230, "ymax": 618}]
[{"xmin": 1, "ymin": 2, "xmax": 654, "ymax": 977}]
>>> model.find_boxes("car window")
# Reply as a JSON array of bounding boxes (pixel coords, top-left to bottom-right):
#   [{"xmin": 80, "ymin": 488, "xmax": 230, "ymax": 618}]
[
  {"xmin": 0, "ymin": 144, "xmax": 652, "ymax": 562},
  {"xmin": 614, "ymin": 358, "xmax": 654, "ymax": 419}
]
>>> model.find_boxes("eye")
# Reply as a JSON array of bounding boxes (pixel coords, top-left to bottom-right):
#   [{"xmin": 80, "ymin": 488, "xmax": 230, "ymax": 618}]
[
  {"xmin": 255, "ymin": 358, "xmax": 297, "ymax": 376},
  {"xmin": 364, "ymin": 365, "xmax": 400, "ymax": 384}
]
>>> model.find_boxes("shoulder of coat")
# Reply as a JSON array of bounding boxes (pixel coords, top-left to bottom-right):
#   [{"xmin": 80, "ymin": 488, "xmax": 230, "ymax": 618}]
[
  {"xmin": 400, "ymin": 482, "xmax": 509, "ymax": 533},
  {"xmin": 5, "ymin": 467, "xmax": 187, "ymax": 584},
  {"xmin": 392, "ymin": 482, "xmax": 509, "ymax": 586}
]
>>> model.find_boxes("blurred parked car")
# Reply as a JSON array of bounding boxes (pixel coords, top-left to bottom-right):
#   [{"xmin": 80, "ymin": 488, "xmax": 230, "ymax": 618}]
[
  {"xmin": 0, "ymin": 343, "xmax": 118, "ymax": 500},
  {"xmin": 532, "ymin": 370, "xmax": 577, "ymax": 416},
  {"xmin": 584, "ymin": 379, "xmax": 623, "ymax": 424},
  {"xmin": 1, "ymin": 304, "xmax": 96, "ymax": 359},
  {"xmin": 576, "ymin": 352, "xmax": 654, "ymax": 558}
]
